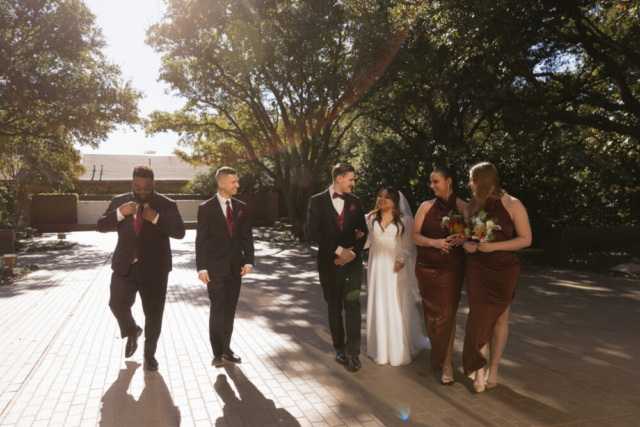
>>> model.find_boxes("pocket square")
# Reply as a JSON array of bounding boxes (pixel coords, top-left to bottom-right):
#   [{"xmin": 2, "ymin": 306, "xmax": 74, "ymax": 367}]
[
  {"xmin": 238, "ymin": 210, "xmax": 244, "ymax": 218},
  {"xmin": 350, "ymin": 205, "xmax": 356, "ymax": 211}
]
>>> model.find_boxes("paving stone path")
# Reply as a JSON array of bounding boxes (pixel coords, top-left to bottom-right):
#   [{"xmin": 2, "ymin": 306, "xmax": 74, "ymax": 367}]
[{"xmin": 1, "ymin": 231, "xmax": 639, "ymax": 426}]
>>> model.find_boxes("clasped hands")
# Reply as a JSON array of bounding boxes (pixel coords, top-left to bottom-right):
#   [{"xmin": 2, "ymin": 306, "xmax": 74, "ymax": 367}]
[
  {"xmin": 333, "ymin": 229, "xmax": 404, "ymax": 271},
  {"xmin": 435, "ymin": 233, "xmax": 467, "ymax": 254},
  {"xmin": 463, "ymin": 242, "xmax": 494, "ymax": 253},
  {"xmin": 120, "ymin": 202, "xmax": 158, "ymax": 222},
  {"xmin": 333, "ymin": 228, "xmax": 366, "ymax": 266}
]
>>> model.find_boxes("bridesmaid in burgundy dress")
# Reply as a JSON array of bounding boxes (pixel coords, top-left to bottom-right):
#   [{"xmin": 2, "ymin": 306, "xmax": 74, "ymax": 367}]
[
  {"xmin": 462, "ymin": 162, "xmax": 532, "ymax": 393},
  {"xmin": 412, "ymin": 165, "xmax": 467, "ymax": 385}
]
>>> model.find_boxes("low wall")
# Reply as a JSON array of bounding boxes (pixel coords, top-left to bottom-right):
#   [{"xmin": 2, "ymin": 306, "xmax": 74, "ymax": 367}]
[
  {"xmin": 31, "ymin": 192, "xmax": 280, "ymax": 230},
  {"xmin": 75, "ymin": 180, "xmax": 188, "ymax": 195}
]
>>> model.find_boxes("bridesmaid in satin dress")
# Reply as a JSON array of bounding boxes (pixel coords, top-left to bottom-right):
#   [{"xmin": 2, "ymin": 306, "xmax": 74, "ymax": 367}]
[
  {"xmin": 462, "ymin": 162, "xmax": 532, "ymax": 393},
  {"xmin": 412, "ymin": 165, "xmax": 467, "ymax": 385}
]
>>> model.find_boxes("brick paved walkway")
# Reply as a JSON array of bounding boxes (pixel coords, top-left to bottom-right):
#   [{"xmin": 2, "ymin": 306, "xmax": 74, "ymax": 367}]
[{"xmin": 1, "ymin": 231, "xmax": 639, "ymax": 426}]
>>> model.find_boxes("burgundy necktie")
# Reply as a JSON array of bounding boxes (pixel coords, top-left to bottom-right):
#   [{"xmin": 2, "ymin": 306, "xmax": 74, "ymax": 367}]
[
  {"xmin": 226, "ymin": 201, "xmax": 234, "ymax": 237},
  {"xmin": 333, "ymin": 192, "xmax": 345, "ymax": 200},
  {"xmin": 133, "ymin": 204, "xmax": 143, "ymax": 262}
]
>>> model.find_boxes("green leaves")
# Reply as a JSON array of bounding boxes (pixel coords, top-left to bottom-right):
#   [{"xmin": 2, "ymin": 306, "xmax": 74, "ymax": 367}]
[
  {"xmin": 0, "ymin": 0, "xmax": 142, "ymax": 211},
  {"xmin": 0, "ymin": 0, "xmax": 142, "ymax": 147},
  {"xmin": 147, "ymin": 0, "xmax": 413, "ymax": 235}
]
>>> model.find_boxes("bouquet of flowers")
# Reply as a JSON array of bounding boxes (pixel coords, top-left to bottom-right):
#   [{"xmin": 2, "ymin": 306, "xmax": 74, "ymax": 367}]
[
  {"xmin": 439, "ymin": 211, "xmax": 465, "ymax": 254},
  {"xmin": 440, "ymin": 211, "xmax": 465, "ymax": 235},
  {"xmin": 465, "ymin": 211, "xmax": 501, "ymax": 243}
]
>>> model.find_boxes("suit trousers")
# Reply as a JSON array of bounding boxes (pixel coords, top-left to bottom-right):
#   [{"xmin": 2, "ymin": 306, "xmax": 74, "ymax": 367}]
[
  {"xmin": 319, "ymin": 262, "xmax": 362, "ymax": 356},
  {"xmin": 109, "ymin": 263, "xmax": 168, "ymax": 357},
  {"xmin": 207, "ymin": 275, "xmax": 242, "ymax": 358}
]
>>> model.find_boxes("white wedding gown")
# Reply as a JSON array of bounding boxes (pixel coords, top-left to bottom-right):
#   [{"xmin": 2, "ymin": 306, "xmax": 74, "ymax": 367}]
[{"xmin": 365, "ymin": 215, "xmax": 430, "ymax": 366}]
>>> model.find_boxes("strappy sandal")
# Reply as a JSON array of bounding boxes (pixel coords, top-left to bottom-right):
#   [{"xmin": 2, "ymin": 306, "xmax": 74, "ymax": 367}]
[{"xmin": 440, "ymin": 364, "xmax": 454, "ymax": 386}]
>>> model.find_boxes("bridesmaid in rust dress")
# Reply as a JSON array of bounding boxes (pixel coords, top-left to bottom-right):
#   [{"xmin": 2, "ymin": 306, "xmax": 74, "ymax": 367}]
[
  {"xmin": 462, "ymin": 162, "xmax": 532, "ymax": 393},
  {"xmin": 412, "ymin": 165, "xmax": 467, "ymax": 385}
]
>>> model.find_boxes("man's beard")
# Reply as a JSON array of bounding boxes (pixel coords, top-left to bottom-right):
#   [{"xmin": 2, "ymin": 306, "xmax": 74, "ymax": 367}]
[{"xmin": 133, "ymin": 190, "xmax": 155, "ymax": 204}]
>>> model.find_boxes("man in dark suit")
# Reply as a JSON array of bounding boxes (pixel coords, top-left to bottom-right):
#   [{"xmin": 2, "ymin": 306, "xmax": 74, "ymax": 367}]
[
  {"xmin": 196, "ymin": 167, "xmax": 255, "ymax": 367},
  {"xmin": 308, "ymin": 163, "xmax": 368, "ymax": 371},
  {"xmin": 97, "ymin": 165, "xmax": 185, "ymax": 371}
]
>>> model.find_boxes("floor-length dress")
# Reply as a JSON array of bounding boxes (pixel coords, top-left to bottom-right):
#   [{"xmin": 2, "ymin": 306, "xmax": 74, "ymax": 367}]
[
  {"xmin": 366, "ymin": 216, "xmax": 430, "ymax": 366},
  {"xmin": 462, "ymin": 197, "xmax": 521, "ymax": 375},
  {"xmin": 415, "ymin": 193, "xmax": 465, "ymax": 371}
]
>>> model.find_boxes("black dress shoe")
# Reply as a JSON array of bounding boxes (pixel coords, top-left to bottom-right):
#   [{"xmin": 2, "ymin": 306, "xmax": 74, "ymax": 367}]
[
  {"xmin": 347, "ymin": 355, "xmax": 361, "ymax": 372},
  {"xmin": 144, "ymin": 355, "xmax": 159, "ymax": 371},
  {"xmin": 212, "ymin": 357, "xmax": 224, "ymax": 367},
  {"xmin": 125, "ymin": 326, "xmax": 143, "ymax": 358},
  {"xmin": 335, "ymin": 350, "xmax": 348, "ymax": 365},
  {"xmin": 222, "ymin": 350, "xmax": 242, "ymax": 364}
]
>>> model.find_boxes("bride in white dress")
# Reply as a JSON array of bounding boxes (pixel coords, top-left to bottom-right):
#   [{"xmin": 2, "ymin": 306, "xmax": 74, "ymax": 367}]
[{"xmin": 363, "ymin": 187, "xmax": 430, "ymax": 366}]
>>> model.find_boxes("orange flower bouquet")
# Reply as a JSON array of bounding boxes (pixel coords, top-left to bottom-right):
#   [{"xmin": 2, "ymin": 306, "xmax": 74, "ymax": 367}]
[{"xmin": 439, "ymin": 211, "xmax": 465, "ymax": 253}]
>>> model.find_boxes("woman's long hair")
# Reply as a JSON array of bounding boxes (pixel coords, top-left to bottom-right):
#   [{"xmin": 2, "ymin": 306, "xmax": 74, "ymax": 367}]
[
  {"xmin": 368, "ymin": 187, "xmax": 405, "ymax": 236},
  {"xmin": 467, "ymin": 162, "xmax": 506, "ymax": 217}
]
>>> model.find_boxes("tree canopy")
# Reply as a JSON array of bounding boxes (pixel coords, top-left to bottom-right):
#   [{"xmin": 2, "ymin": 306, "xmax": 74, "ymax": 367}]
[
  {"xmin": 146, "ymin": 0, "xmax": 411, "ymax": 236},
  {"xmin": 0, "ymin": 0, "xmax": 142, "ymax": 200},
  {"xmin": 153, "ymin": 0, "xmax": 638, "ymax": 232}
]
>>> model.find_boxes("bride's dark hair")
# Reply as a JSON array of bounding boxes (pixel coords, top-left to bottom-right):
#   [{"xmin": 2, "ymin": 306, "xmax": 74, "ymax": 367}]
[{"xmin": 368, "ymin": 187, "xmax": 405, "ymax": 236}]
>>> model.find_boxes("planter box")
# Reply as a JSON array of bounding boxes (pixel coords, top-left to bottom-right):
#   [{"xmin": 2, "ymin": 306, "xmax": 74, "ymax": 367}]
[
  {"xmin": 0, "ymin": 229, "xmax": 16, "ymax": 255},
  {"xmin": 30, "ymin": 194, "xmax": 78, "ymax": 226}
]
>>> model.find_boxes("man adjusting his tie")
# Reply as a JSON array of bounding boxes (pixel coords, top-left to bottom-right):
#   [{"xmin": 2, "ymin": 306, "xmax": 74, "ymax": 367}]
[{"xmin": 97, "ymin": 165, "xmax": 185, "ymax": 371}]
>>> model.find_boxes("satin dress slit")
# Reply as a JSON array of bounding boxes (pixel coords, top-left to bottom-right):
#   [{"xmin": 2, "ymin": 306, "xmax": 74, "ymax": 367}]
[{"xmin": 462, "ymin": 197, "xmax": 521, "ymax": 375}]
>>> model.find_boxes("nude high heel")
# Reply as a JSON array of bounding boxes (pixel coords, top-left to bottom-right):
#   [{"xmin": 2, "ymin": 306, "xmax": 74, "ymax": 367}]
[
  {"xmin": 486, "ymin": 365, "xmax": 498, "ymax": 389},
  {"xmin": 473, "ymin": 367, "xmax": 486, "ymax": 393}
]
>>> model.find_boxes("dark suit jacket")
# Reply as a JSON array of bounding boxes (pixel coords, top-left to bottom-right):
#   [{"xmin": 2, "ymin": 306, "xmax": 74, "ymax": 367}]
[
  {"xmin": 195, "ymin": 196, "xmax": 255, "ymax": 280},
  {"xmin": 307, "ymin": 189, "xmax": 368, "ymax": 277},
  {"xmin": 97, "ymin": 193, "xmax": 186, "ymax": 276}
]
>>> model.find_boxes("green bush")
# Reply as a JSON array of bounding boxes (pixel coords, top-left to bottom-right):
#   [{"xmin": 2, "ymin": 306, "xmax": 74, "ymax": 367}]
[{"xmin": 0, "ymin": 186, "xmax": 29, "ymax": 230}]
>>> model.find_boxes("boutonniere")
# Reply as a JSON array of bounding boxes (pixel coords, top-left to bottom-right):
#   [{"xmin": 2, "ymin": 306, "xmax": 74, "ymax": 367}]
[
  {"xmin": 160, "ymin": 211, "xmax": 166, "ymax": 217},
  {"xmin": 238, "ymin": 210, "xmax": 244, "ymax": 218},
  {"xmin": 350, "ymin": 205, "xmax": 356, "ymax": 211}
]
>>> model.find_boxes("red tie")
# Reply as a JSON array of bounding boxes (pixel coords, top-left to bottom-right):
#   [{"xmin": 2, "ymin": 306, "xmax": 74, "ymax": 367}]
[
  {"xmin": 133, "ymin": 204, "xmax": 143, "ymax": 262},
  {"xmin": 226, "ymin": 201, "xmax": 234, "ymax": 237},
  {"xmin": 333, "ymin": 192, "xmax": 345, "ymax": 200}
]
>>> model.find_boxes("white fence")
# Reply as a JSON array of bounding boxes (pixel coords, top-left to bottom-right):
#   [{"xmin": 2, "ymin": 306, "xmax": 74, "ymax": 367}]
[{"xmin": 77, "ymin": 200, "xmax": 203, "ymax": 225}]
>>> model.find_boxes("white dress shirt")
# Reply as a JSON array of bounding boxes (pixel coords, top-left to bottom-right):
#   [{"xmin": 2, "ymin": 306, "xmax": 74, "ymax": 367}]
[
  {"xmin": 217, "ymin": 192, "xmax": 233, "ymax": 216},
  {"xmin": 197, "ymin": 193, "xmax": 252, "ymax": 274},
  {"xmin": 329, "ymin": 186, "xmax": 353, "ymax": 256},
  {"xmin": 116, "ymin": 202, "xmax": 159, "ymax": 224}
]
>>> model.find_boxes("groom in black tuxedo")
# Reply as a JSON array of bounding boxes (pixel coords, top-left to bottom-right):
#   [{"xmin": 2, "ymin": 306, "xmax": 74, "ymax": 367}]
[
  {"xmin": 196, "ymin": 167, "xmax": 255, "ymax": 368},
  {"xmin": 308, "ymin": 163, "xmax": 368, "ymax": 371},
  {"xmin": 97, "ymin": 165, "xmax": 185, "ymax": 371}
]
